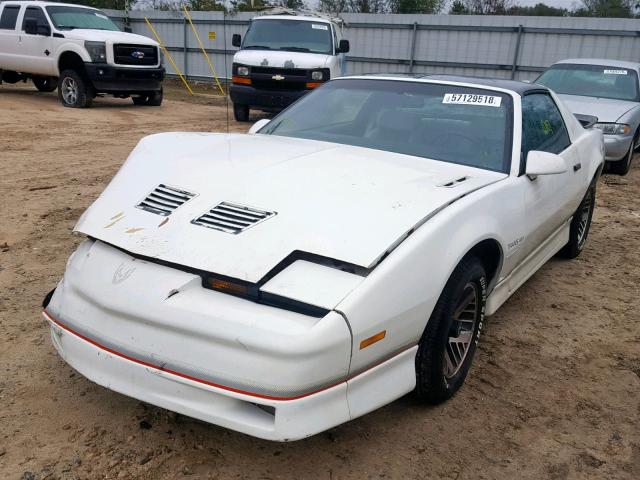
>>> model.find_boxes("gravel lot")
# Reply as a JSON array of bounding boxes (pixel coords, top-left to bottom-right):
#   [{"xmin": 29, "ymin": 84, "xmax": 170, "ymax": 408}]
[{"xmin": 1, "ymin": 82, "xmax": 639, "ymax": 480}]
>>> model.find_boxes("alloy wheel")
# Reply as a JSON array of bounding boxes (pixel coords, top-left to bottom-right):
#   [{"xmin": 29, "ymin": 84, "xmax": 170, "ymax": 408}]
[
  {"xmin": 444, "ymin": 282, "xmax": 479, "ymax": 379},
  {"xmin": 62, "ymin": 77, "xmax": 78, "ymax": 105}
]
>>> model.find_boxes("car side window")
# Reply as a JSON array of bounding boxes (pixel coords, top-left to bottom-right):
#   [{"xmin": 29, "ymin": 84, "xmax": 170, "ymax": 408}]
[
  {"xmin": 0, "ymin": 6, "xmax": 20, "ymax": 30},
  {"xmin": 521, "ymin": 93, "xmax": 571, "ymax": 171},
  {"xmin": 22, "ymin": 6, "xmax": 48, "ymax": 31}
]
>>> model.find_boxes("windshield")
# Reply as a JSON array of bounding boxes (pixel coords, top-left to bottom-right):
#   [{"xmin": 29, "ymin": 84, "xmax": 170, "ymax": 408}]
[
  {"xmin": 261, "ymin": 79, "xmax": 513, "ymax": 173},
  {"xmin": 45, "ymin": 6, "xmax": 119, "ymax": 31},
  {"xmin": 243, "ymin": 19, "xmax": 332, "ymax": 55},
  {"xmin": 536, "ymin": 64, "xmax": 639, "ymax": 102}
]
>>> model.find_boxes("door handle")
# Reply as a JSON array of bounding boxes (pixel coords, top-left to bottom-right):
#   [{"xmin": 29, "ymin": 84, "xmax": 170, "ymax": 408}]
[{"xmin": 573, "ymin": 163, "xmax": 582, "ymax": 172}]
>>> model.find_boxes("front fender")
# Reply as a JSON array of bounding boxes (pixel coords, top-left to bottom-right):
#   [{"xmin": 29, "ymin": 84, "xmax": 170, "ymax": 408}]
[
  {"xmin": 336, "ymin": 179, "xmax": 517, "ymax": 375},
  {"xmin": 53, "ymin": 43, "xmax": 91, "ymax": 74}
]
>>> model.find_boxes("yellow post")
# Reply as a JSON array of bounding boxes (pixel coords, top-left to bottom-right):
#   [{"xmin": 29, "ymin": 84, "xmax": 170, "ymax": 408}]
[
  {"xmin": 144, "ymin": 16, "xmax": 194, "ymax": 96},
  {"xmin": 182, "ymin": 6, "xmax": 226, "ymax": 96}
]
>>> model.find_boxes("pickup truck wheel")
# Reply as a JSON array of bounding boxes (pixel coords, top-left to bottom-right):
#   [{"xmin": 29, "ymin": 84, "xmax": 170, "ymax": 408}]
[
  {"xmin": 233, "ymin": 103, "xmax": 250, "ymax": 122},
  {"xmin": 415, "ymin": 256, "xmax": 486, "ymax": 404},
  {"xmin": 132, "ymin": 88, "xmax": 163, "ymax": 106},
  {"xmin": 33, "ymin": 76, "xmax": 57, "ymax": 92},
  {"xmin": 558, "ymin": 181, "xmax": 596, "ymax": 259},
  {"xmin": 58, "ymin": 70, "xmax": 93, "ymax": 108}
]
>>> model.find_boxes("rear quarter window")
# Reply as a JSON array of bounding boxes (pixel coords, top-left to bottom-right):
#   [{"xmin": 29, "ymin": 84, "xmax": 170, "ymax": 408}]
[{"xmin": 0, "ymin": 5, "xmax": 20, "ymax": 30}]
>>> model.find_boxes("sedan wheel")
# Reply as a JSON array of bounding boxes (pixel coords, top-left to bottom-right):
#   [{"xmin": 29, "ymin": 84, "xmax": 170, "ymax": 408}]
[{"xmin": 415, "ymin": 256, "xmax": 486, "ymax": 404}]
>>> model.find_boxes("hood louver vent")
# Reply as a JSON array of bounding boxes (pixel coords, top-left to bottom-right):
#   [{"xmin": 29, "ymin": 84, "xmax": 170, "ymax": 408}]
[
  {"xmin": 439, "ymin": 176, "xmax": 470, "ymax": 188},
  {"xmin": 192, "ymin": 202, "xmax": 276, "ymax": 234},
  {"xmin": 136, "ymin": 184, "xmax": 195, "ymax": 216}
]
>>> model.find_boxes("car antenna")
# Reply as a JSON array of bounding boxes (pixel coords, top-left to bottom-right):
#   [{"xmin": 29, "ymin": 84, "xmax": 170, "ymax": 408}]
[{"xmin": 223, "ymin": 7, "xmax": 229, "ymax": 134}]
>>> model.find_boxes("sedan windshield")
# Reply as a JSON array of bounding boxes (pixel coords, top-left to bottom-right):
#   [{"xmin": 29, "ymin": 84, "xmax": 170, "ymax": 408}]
[
  {"xmin": 243, "ymin": 19, "xmax": 332, "ymax": 55},
  {"xmin": 46, "ymin": 6, "xmax": 119, "ymax": 31},
  {"xmin": 260, "ymin": 79, "xmax": 513, "ymax": 173},
  {"xmin": 536, "ymin": 64, "xmax": 639, "ymax": 102}
]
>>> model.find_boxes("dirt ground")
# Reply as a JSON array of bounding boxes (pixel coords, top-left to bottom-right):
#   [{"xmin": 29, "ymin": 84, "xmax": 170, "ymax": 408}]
[{"xmin": 1, "ymin": 81, "xmax": 639, "ymax": 480}]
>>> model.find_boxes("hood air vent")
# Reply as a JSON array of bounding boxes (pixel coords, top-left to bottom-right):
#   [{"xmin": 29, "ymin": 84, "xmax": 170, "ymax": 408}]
[
  {"xmin": 192, "ymin": 202, "xmax": 276, "ymax": 234},
  {"xmin": 438, "ymin": 176, "xmax": 470, "ymax": 188},
  {"xmin": 136, "ymin": 184, "xmax": 195, "ymax": 216}
]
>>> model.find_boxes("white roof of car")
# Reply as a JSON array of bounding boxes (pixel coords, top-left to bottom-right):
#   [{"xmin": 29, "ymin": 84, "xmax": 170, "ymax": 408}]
[
  {"xmin": 254, "ymin": 15, "xmax": 331, "ymax": 23},
  {"xmin": 556, "ymin": 58, "xmax": 639, "ymax": 69},
  {"xmin": 1, "ymin": 0, "xmax": 97, "ymax": 7}
]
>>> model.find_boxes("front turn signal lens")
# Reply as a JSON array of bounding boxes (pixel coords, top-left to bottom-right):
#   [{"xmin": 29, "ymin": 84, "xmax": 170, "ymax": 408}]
[
  {"xmin": 232, "ymin": 76, "xmax": 252, "ymax": 85},
  {"xmin": 306, "ymin": 82, "xmax": 322, "ymax": 89}
]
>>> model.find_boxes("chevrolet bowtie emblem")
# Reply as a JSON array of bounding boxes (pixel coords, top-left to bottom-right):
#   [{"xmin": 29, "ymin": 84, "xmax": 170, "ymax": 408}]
[{"xmin": 272, "ymin": 74, "xmax": 285, "ymax": 81}]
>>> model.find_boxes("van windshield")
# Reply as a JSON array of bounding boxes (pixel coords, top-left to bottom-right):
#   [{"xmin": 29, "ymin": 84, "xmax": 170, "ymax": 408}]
[
  {"xmin": 243, "ymin": 19, "xmax": 332, "ymax": 55},
  {"xmin": 46, "ymin": 6, "xmax": 119, "ymax": 31}
]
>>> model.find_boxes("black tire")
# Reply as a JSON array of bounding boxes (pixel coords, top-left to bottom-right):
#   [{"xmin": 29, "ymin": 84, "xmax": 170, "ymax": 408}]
[
  {"xmin": 33, "ymin": 76, "xmax": 58, "ymax": 92},
  {"xmin": 558, "ymin": 181, "xmax": 596, "ymax": 259},
  {"xmin": 607, "ymin": 134, "xmax": 637, "ymax": 176},
  {"xmin": 132, "ymin": 88, "xmax": 163, "ymax": 106},
  {"xmin": 415, "ymin": 256, "xmax": 487, "ymax": 404},
  {"xmin": 57, "ymin": 69, "xmax": 93, "ymax": 108},
  {"xmin": 233, "ymin": 103, "xmax": 250, "ymax": 122}
]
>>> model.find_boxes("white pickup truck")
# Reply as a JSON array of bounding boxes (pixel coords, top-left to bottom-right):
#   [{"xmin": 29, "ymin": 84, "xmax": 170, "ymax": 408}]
[{"xmin": 0, "ymin": 1, "xmax": 164, "ymax": 107}]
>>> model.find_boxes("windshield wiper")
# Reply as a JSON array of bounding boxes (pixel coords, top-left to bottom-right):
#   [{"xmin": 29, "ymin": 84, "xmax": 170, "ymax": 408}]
[
  {"xmin": 280, "ymin": 46, "xmax": 310, "ymax": 52},
  {"xmin": 244, "ymin": 45, "xmax": 272, "ymax": 50}
]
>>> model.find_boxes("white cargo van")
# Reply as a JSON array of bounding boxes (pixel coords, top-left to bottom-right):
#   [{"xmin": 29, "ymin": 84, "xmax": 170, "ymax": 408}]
[{"xmin": 229, "ymin": 10, "xmax": 349, "ymax": 121}]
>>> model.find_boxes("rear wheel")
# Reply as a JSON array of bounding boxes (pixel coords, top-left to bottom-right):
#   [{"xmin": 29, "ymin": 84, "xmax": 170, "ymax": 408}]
[
  {"xmin": 58, "ymin": 69, "xmax": 93, "ymax": 108},
  {"xmin": 558, "ymin": 181, "xmax": 596, "ymax": 259},
  {"xmin": 233, "ymin": 103, "xmax": 250, "ymax": 122},
  {"xmin": 33, "ymin": 76, "xmax": 57, "ymax": 92},
  {"xmin": 132, "ymin": 88, "xmax": 163, "ymax": 106},
  {"xmin": 415, "ymin": 256, "xmax": 487, "ymax": 404}
]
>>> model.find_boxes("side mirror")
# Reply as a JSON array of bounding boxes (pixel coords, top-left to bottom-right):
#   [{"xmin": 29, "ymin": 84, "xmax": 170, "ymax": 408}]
[
  {"xmin": 232, "ymin": 34, "xmax": 241, "ymax": 48},
  {"xmin": 37, "ymin": 23, "xmax": 51, "ymax": 36},
  {"xmin": 337, "ymin": 39, "xmax": 349, "ymax": 54},
  {"xmin": 24, "ymin": 18, "xmax": 38, "ymax": 35},
  {"xmin": 525, "ymin": 150, "xmax": 567, "ymax": 179},
  {"xmin": 248, "ymin": 118, "xmax": 270, "ymax": 134},
  {"xmin": 574, "ymin": 114, "xmax": 598, "ymax": 129},
  {"xmin": 124, "ymin": 26, "xmax": 132, "ymax": 33}
]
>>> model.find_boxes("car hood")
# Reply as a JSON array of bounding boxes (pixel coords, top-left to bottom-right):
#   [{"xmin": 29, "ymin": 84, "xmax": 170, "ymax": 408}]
[
  {"xmin": 62, "ymin": 29, "xmax": 158, "ymax": 46},
  {"xmin": 557, "ymin": 94, "xmax": 638, "ymax": 122},
  {"xmin": 233, "ymin": 49, "xmax": 332, "ymax": 69},
  {"xmin": 75, "ymin": 133, "xmax": 506, "ymax": 283}
]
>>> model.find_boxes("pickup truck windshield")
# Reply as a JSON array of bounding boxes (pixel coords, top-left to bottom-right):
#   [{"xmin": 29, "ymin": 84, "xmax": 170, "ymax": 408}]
[
  {"xmin": 261, "ymin": 79, "xmax": 513, "ymax": 173},
  {"xmin": 243, "ymin": 19, "xmax": 332, "ymax": 55},
  {"xmin": 45, "ymin": 6, "xmax": 119, "ymax": 31},
  {"xmin": 536, "ymin": 64, "xmax": 639, "ymax": 102}
]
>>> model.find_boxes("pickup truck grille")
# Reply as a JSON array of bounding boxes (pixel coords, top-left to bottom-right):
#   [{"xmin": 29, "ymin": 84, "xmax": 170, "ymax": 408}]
[{"xmin": 114, "ymin": 44, "xmax": 158, "ymax": 66}]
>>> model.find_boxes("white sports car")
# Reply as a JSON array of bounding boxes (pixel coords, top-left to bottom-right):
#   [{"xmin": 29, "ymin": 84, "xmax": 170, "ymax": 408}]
[{"xmin": 43, "ymin": 75, "xmax": 604, "ymax": 441}]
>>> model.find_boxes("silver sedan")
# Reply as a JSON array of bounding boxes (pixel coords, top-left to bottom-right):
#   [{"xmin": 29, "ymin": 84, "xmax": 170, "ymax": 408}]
[{"xmin": 536, "ymin": 58, "xmax": 640, "ymax": 175}]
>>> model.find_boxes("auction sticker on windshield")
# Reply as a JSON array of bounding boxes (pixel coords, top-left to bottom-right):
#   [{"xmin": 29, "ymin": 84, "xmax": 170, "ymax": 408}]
[
  {"xmin": 443, "ymin": 93, "xmax": 502, "ymax": 107},
  {"xmin": 312, "ymin": 24, "xmax": 328, "ymax": 30},
  {"xmin": 604, "ymin": 69, "xmax": 628, "ymax": 75}
]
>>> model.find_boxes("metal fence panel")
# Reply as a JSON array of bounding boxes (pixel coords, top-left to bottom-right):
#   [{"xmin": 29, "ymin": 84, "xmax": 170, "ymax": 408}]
[{"xmin": 103, "ymin": 9, "xmax": 640, "ymax": 83}]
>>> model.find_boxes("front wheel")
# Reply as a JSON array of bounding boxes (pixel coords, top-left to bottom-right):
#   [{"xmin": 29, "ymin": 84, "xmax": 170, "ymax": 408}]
[
  {"xmin": 233, "ymin": 103, "xmax": 250, "ymax": 122},
  {"xmin": 33, "ymin": 76, "xmax": 58, "ymax": 92},
  {"xmin": 58, "ymin": 70, "xmax": 93, "ymax": 108},
  {"xmin": 558, "ymin": 181, "xmax": 596, "ymax": 259},
  {"xmin": 608, "ymin": 135, "xmax": 637, "ymax": 176},
  {"xmin": 415, "ymin": 256, "xmax": 487, "ymax": 404}
]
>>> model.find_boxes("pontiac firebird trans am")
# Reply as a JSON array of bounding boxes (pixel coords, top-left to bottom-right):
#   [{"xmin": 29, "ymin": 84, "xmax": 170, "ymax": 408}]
[{"xmin": 43, "ymin": 75, "xmax": 604, "ymax": 441}]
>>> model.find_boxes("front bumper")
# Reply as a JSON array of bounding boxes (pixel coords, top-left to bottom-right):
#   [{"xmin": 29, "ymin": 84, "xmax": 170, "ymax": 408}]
[
  {"xmin": 45, "ymin": 240, "xmax": 418, "ymax": 440},
  {"xmin": 229, "ymin": 83, "xmax": 309, "ymax": 111},
  {"xmin": 604, "ymin": 135, "xmax": 634, "ymax": 162},
  {"xmin": 85, "ymin": 63, "xmax": 165, "ymax": 93}
]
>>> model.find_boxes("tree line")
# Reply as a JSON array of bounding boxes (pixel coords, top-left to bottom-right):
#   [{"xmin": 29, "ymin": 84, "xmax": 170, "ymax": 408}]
[{"xmin": 63, "ymin": 0, "xmax": 640, "ymax": 17}]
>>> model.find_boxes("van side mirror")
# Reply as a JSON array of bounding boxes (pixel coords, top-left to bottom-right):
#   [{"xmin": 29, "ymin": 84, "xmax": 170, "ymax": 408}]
[
  {"xmin": 24, "ymin": 18, "xmax": 38, "ymax": 35},
  {"xmin": 248, "ymin": 118, "xmax": 270, "ymax": 134},
  {"xmin": 337, "ymin": 39, "xmax": 349, "ymax": 54},
  {"xmin": 124, "ymin": 26, "xmax": 132, "ymax": 33},
  {"xmin": 232, "ymin": 34, "xmax": 241, "ymax": 48},
  {"xmin": 525, "ymin": 150, "xmax": 567, "ymax": 179}
]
